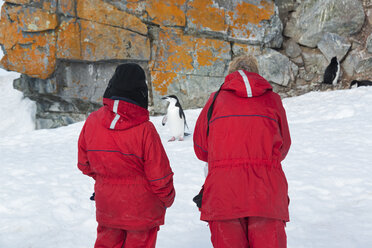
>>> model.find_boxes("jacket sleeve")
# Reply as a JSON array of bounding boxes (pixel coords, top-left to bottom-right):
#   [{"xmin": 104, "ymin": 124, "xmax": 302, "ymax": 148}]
[
  {"xmin": 143, "ymin": 123, "xmax": 175, "ymax": 208},
  {"xmin": 77, "ymin": 122, "xmax": 96, "ymax": 180},
  {"xmin": 277, "ymin": 99, "xmax": 291, "ymax": 161},
  {"xmin": 193, "ymin": 94, "xmax": 214, "ymax": 162}
]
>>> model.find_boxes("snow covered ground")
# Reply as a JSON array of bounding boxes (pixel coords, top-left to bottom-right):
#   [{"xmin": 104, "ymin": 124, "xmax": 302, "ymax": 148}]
[{"xmin": 1, "ymin": 67, "xmax": 372, "ymax": 248}]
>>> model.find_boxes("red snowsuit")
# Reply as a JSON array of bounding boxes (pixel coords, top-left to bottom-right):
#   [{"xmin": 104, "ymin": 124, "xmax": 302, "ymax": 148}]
[
  {"xmin": 78, "ymin": 98, "xmax": 175, "ymax": 247},
  {"xmin": 193, "ymin": 70, "xmax": 291, "ymax": 248}
]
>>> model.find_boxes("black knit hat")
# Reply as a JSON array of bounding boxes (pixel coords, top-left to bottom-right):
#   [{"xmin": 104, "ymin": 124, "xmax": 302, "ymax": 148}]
[{"xmin": 103, "ymin": 63, "xmax": 148, "ymax": 109}]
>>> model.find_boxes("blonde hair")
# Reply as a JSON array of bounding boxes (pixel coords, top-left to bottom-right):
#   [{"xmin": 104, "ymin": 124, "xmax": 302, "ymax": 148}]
[{"xmin": 228, "ymin": 55, "xmax": 259, "ymax": 74}]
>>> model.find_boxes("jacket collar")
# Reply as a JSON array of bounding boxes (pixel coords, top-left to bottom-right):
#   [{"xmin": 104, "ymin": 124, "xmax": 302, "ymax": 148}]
[{"xmin": 102, "ymin": 98, "xmax": 149, "ymax": 130}]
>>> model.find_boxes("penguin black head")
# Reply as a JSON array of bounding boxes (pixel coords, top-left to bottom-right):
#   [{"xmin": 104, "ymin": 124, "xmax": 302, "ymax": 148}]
[
  {"xmin": 162, "ymin": 95, "xmax": 179, "ymax": 102},
  {"xmin": 350, "ymin": 80, "xmax": 359, "ymax": 88},
  {"xmin": 330, "ymin": 56, "xmax": 338, "ymax": 65}
]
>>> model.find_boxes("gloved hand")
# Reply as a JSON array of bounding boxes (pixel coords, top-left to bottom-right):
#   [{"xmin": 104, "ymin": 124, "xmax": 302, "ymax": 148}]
[
  {"xmin": 90, "ymin": 192, "xmax": 95, "ymax": 201},
  {"xmin": 193, "ymin": 187, "xmax": 204, "ymax": 208}
]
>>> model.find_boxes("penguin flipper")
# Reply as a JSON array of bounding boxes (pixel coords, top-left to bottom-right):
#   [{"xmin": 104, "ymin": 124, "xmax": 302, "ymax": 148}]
[
  {"xmin": 162, "ymin": 115, "xmax": 167, "ymax": 126},
  {"xmin": 179, "ymin": 110, "xmax": 189, "ymax": 130},
  {"xmin": 184, "ymin": 120, "xmax": 189, "ymax": 131}
]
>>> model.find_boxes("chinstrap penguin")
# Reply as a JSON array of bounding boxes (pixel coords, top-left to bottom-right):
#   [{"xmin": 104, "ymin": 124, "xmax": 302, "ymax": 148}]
[
  {"xmin": 162, "ymin": 95, "xmax": 189, "ymax": 141},
  {"xmin": 323, "ymin": 56, "xmax": 340, "ymax": 85},
  {"xmin": 349, "ymin": 80, "xmax": 372, "ymax": 88}
]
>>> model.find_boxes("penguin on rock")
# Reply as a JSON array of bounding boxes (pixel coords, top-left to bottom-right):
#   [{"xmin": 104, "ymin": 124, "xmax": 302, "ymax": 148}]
[
  {"xmin": 162, "ymin": 95, "xmax": 189, "ymax": 141},
  {"xmin": 323, "ymin": 56, "xmax": 340, "ymax": 85}
]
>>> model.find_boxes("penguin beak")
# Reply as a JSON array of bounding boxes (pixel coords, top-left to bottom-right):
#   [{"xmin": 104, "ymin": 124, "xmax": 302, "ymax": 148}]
[{"xmin": 161, "ymin": 96, "xmax": 168, "ymax": 100}]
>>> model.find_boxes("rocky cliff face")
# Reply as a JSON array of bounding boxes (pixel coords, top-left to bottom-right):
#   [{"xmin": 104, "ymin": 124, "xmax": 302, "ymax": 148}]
[{"xmin": 0, "ymin": 0, "xmax": 371, "ymax": 128}]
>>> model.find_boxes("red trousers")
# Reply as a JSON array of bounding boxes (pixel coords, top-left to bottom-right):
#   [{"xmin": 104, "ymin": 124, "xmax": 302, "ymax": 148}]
[
  {"xmin": 208, "ymin": 217, "xmax": 286, "ymax": 248},
  {"xmin": 94, "ymin": 224, "xmax": 159, "ymax": 248}
]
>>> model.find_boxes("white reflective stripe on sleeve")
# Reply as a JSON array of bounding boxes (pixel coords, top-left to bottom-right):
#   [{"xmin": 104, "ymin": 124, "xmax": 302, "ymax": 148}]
[
  {"xmin": 110, "ymin": 100, "xmax": 120, "ymax": 129},
  {"xmin": 238, "ymin": 70, "xmax": 253, "ymax": 97}
]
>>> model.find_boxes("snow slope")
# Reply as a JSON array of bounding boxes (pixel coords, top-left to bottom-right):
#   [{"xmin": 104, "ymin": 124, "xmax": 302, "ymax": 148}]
[
  {"xmin": 0, "ymin": 71, "xmax": 35, "ymax": 136},
  {"xmin": 1, "ymin": 69, "xmax": 372, "ymax": 247}
]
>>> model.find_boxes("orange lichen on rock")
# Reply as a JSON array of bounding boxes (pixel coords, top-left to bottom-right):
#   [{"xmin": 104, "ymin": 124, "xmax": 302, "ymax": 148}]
[
  {"xmin": 1, "ymin": 20, "xmax": 28, "ymax": 51},
  {"xmin": 4, "ymin": 0, "xmax": 31, "ymax": 4},
  {"xmin": 150, "ymin": 71, "xmax": 178, "ymax": 95},
  {"xmin": 152, "ymin": 27, "xmax": 230, "ymax": 74},
  {"xmin": 57, "ymin": 18, "xmax": 81, "ymax": 59},
  {"xmin": 151, "ymin": 27, "xmax": 193, "ymax": 73},
  {"xmin": 12, "ymin": 7, "xmax": 58, "ymax": 32},
  {"xmin": 146, "ymin": 0, "xmax": 186, "ymax": 27},
  {"xmin": 150, "ymin": 27, "xmax": 230, "ymax": 94},
  {"xmin": 186, "ymin": 0, "xmax": 227, "ymax": 33},
  {"xmin": 0, "ymin": 4, "xmax": 57, "ymax": 78},
  {"xmin": 0, "ymin": 6, "xmax": 8, "ymax": 45},
  {"xmin": 77, "ymin": 0, "xmax": 147, "ymax": 35},
  {"xmin": 1, "ymin": 33, "xmax": 57, "ymax": 79},
  {"xmin": 126, "ymin": 1, "xmax": 145, "ymax": 14},
  {"xmin": 0, "ymin": 6, "xmax": 24, "ymax": 50},
  {"xmin": 0, "ymin": 0, "xmax": 273, "ymax": 85},
  {"xmin": 80, "ymin": 20, "xmax": 150, "ymax": 61},
  {"xmin": 58, "ymin": 0, "xmax": 76, "ymax": 16},
  {"xmin": 228, "ymin": 0, "xmax": 275, "ymax": 39},
  {"xmin": 193, "ymin": 37, "xmax": 230, "ymax": 68},
  {"xmin": 41, "ymin": 0, "xmax": 57, "ymax": 12}
]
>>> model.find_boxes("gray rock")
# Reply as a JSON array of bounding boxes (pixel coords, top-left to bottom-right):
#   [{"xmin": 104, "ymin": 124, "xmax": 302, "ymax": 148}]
[
  {"xmin": 213, "ymin": 0, "xmax": 236, "ymax": 10},
  {"xmin": 367, "ymin": 9, "xmax": 372, "ymax": 26},
  {"xmin": 342, "ymin": 51, "xmax": 361, "ymax": 77},
  {"xmin": 351, "ymin": 39, "xmax": 363, "ymax": 50},
  {"xmin": 54, "ymin": 61, "xmax": 150, "ymax": 103},
  {"xmin": 283, "ymin": 39, "xmax": 302, "ymax": 58},
  {"xmin": 191, "ymin": 49, "xmax": 230, "ymax": 78},
  {"xmin": 36, "ymin": 113, "xmax": 86, "ymax": 129},
  {"xmin": 284, "ymin": 0, "xmax": 365, "ymax": 48},
  {"xmin": 262, "ymin": 7, "xmax": 284, "ymax": 48},
  {"xmin": 355, "ymin": 56, "xmax": 372, "ymax": 74},
  {"xmin": 152, "ymin": 74, "xmax": 223, "ymax": 114},
  {"xmin": 231, "ymin": 43, "xmax": 262, "ymax": 57},
  {"xmin": 177, "ymin": 75, "xmax": 223, "ymax": 112},
  {"xmin": 342, "ymin": 50, "xmax": 372, "ymax": 75},
  {"xmin": 274, "ymin": 0, "xmax": 297, "ymax": 22},
  {"xmin": 13, "ymin": 75, "xmax": 57, "ymax": 97},
  {"xmin": 298, "ymin": 68, "xmax": 315, "ymax": 82},
  {"xmin": 290, "ymin": 55, "xmax": 304, "ymax": 66},
  {"xmin": 227, "ymin": 4, "xmax": 284, "ymax": 48},
  {"xmin": 367, "ymin": 34, "xmax": 372, "ymax": 54},
  {"xmin": 317, "ymin": 33, "xmax": 351, "ymax": 62},
  {"xmin": 257, "ymin": 49, "xmax": 298, "ymax": 86},
  {"xmin": 302, "ymin": 49, "xmax": 328, "ymax": 76},
  {"xmin": 35, "ymin": 98, "xmax": 77, "ymax": 114},
  {"xmin": 55, "ymin": 62, "xmax": 116, "ymax": 103},
  {"xmin": 295, "ymin": 76, "xmax": 309, "ymax": 86}
]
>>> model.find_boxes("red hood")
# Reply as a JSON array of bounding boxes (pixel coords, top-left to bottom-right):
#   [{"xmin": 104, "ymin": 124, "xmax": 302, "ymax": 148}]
[
  {"xmin": 221, "ymin": 70, "xmax": 272, "ymax": 97},
  {"xmin": 101, "ymin": 98, "xmax": 149, "ymax": 130}
]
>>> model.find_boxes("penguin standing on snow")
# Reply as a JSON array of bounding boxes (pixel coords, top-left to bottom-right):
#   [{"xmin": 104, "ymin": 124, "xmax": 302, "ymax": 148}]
[
  {"xmin": 349, "ymin": 80, "xmax": 372, "ymax": 88},
  {"xmin": 162, "ymin": 95, "xmax": 188, "ymax": 141},
  {"xmin": 323, "ymin": 56, "xmax": 340, "ymax": 85}
]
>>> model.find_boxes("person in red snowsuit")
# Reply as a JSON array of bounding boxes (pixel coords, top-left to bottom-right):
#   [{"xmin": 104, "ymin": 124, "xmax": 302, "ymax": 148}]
[
  {"xmin": 193, "ymin": 55, "xmax": 291, "ymax": 248},
  {"xmin": 78, "ymin": 63, "xmax": 175, "ymax": 248}
]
